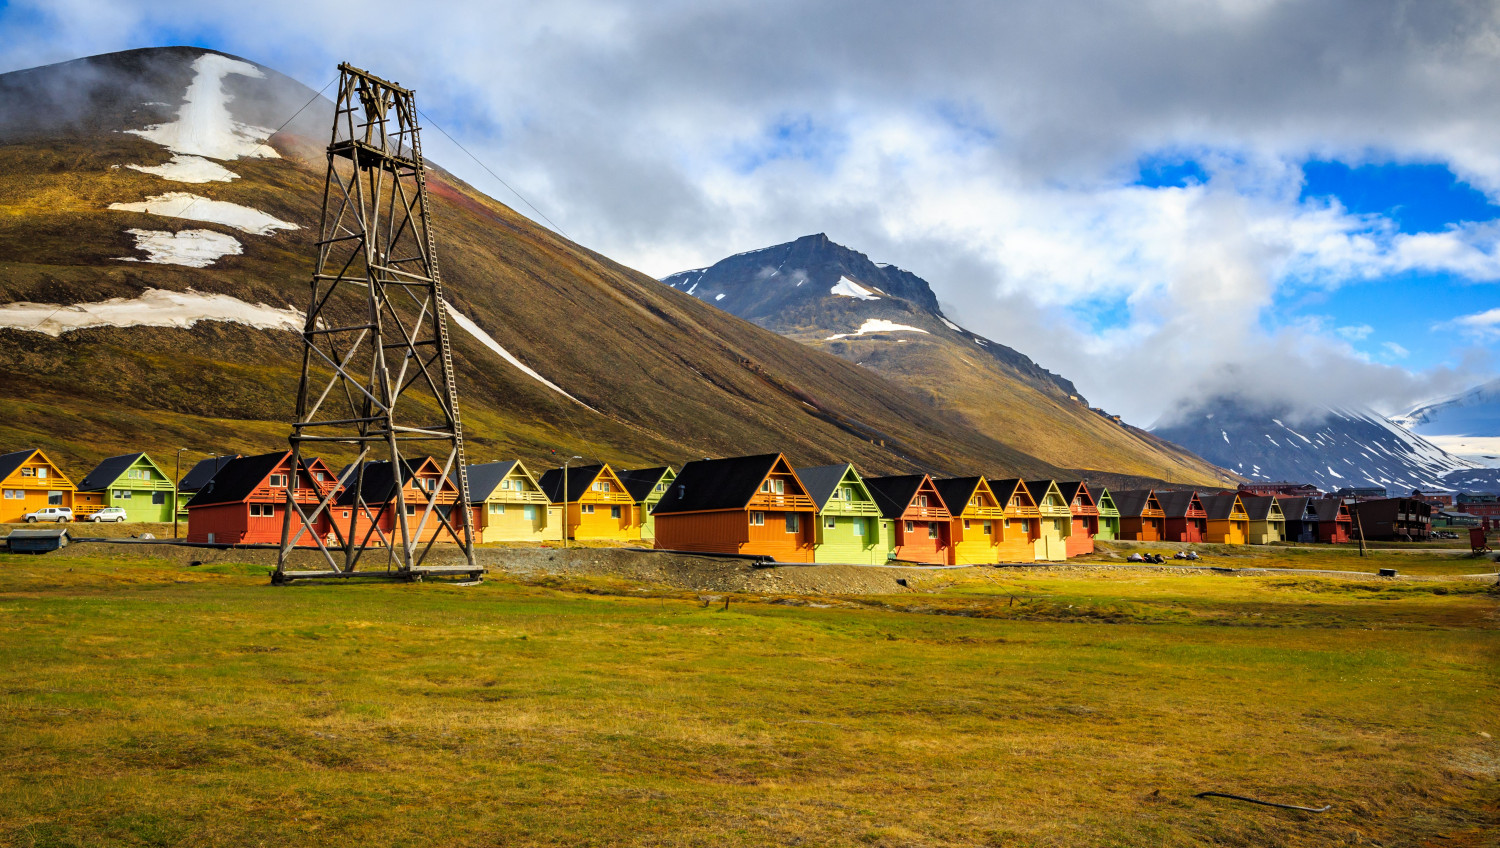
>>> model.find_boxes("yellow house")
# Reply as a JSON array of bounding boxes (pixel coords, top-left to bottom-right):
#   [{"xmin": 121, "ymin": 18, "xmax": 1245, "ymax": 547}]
[
  {"xmin": 988, "ymin": 478, "xmax": 1040, "ymax": 562},
  {"xmin": 1025, "ymin": 479, "xmax": 1073, "ymax": 562},
  {"xmin": 465, "ymin": 460, "xmax": 555, "ymax": 543},
  {"xmin": 538, "ymin": 463, "xmax": 639, "ymax": 541},
  {"xmin": 0, "ymin": 449, "xmax": 77, "ymax": 523},
  {"xmin": 1202, "ymin": 493, "xmax": 1249, "ymax": 545},
  {"xmin": 935, "ymin": 477, "xmax": 1006, "ymax": 564}
]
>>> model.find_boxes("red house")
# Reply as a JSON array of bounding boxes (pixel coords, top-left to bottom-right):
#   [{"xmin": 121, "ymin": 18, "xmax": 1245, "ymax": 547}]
[
  {"xmin": 1312, "ymin": 497, "xmax": 1353, "ymax": 543},
  {"xmin": 330, "ymin": 456, "xmax": 465, "ymax": 548},
  {"xmin": 1156, "ymin": 490, "xmax": 1207, "ymax": 543},
  {"xmin": 185, "ymin": 452, "xmax": 340, "ymax": 545},
  {"xmin": 1058, "ymin": 481, "xmax": 1098, "ymax": 557},
  {"xmin": 865, "ymin": 474, "xmax": 952, "ymax": 564},
  {"xmin": 651, "ymin": 453, "xmax": 816, "ymax": 562}
]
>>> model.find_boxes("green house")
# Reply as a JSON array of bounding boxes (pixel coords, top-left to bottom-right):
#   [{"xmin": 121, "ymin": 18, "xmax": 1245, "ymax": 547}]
[
  {"xmin": 1095, "ymin": 487, "xmax": 1120, "ymax": 541},
  {"xmin": 617, "ymin": 466, "xmax": 676, "ymax": 542},
  {"xmin": 77, "ymin": 453, "xmax": 177, "ymax": 522},
  {"xmin": 796, "ymin": 464, "xmax": 891, "ymax": 564}
]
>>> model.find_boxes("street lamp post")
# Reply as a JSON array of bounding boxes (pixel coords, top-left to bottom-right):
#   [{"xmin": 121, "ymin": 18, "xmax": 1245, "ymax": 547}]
[
  {"xmin": 173, "ymin": 447, "xmax": 188, "ymax": 539},
  {"xmin": 562, "ymin": 455, "xmax": 582, "ymax": 548}
]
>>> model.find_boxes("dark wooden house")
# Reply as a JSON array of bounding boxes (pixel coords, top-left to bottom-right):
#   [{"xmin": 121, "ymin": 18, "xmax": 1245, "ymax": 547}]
[
  {"xmin": 1349, "ymin": 497, "xmax": 1431, "ymax": 541},
  {"xmin": 1112, "ymin": 489, "xmax": 1165, "ymax": 542}
]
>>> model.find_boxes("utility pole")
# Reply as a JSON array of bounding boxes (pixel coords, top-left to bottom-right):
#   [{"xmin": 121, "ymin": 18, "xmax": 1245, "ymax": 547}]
[
  {"xmin": 561, "ymin": 455, "xmax": 581, "ymax": 548},
  {"xmin": 275, "ymin": 63, "xmax": 477, "ymax": 584}
]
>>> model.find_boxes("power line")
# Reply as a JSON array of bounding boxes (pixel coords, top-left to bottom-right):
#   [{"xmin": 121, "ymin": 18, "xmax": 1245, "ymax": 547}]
[{"xmin": 416, "ymin": 107, "xmax": 571, "ymax": 240}]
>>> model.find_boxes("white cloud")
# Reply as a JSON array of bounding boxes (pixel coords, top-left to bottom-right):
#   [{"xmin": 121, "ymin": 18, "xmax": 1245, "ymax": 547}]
[
  {"xmin": 1382, "ymin": 341, "xmax": 1410, "ymax": 359},
  {"xmin": 1443, "ymin": 307, "xmax": 1500, "ymax": 342},
  {"xmin": 1337, "ymin": 324, "xmax": 1374, "ymax": 341}
]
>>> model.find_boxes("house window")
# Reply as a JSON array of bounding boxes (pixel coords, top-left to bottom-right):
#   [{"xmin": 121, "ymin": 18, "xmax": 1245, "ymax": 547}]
[
  {"xmin": 48, "ymin": 492, "xmax": 62, "ymax": 506},
  {"xmin": 114, "ymin": 489, "xmax": 132, "ymax": 499},
  {"xmin": 774, "ymin": 479, "xmax": 785, "ymax": 495},
  {"xmin": 963, "ymin": 519, "xmax": 971, "ymax": 529},
  {"xmin": 490, "ymin": 503, "xmax": 506, "ymax": 514},
  {"xmin": 971, "ymin": 497, "xmax": 980, "ymax": 509},
  {"xmin": 611, "ymin": 506, "xmax": 621, "ymax": 519},
  {"xmin": 917, "ymin": 495, "xmax": 928, "ymax": 508},
  {"xmin": 20, "ymin": 468, "xmax": 33, "ymax": 477},
  {"xmin": 655, "ymin": 482, "xmax": 665, "ymax": 493},
  {"xmin": 928, "ymin": 524, "xmax": 939, "ymax": 539},
  {"xmin": 983, "ymin": 521, "xmax": 992, "ymax": 534},
  {"xmin": 593, "ymin": 481, "xmax": 610, "ymax": 493},
  {"xmin": 1003, "ymin": 519, "xmax": 1011, "ymax": 528},
  {"xmin": 2, "ymin": 490, "xmax": 14, "ymax": 499},
  {"xmin": 250, "ymin": 503, "xmax": 273, "ymax": 517},
  {"xmin": 152, "ymin": 492, "xmax": 166, "ymax": 505},
  {"xmin": 35, "ymin": 468, "xmax": 45, "ymax": 479},
  {"xmin": 852, "ymin": 519, "xmax": 864, "ymax": 536},
  {"xmin": 825, "ymin": 516, "xmax": 836, "ymax": 530},
  {"xmin": 785, "ymin": 513, "xmax": 800, "ymax": 533},
  {"xmin": 904, "ymin": 520, "xmax": 914, "ymax": 533},
  {"xmin": 501, "ymin": 479, "xmax": 511, "ymax": 490},
  {"xmin": 582, "ymin": 504, "xmax": 595, "ymax": 514},
  {"xmin": 269, "ymin": 474, "xmax": 287, "ymax": 488},
  {"xmin": 523, "ymin": 505, "xmax": 537, "ymax": 521},
  {"xmin": 760, "ymin": 480, "xmax": 770, "ymax": 493},
  {"xmin": 316, "ymin": 471, "xmax": 327, "ymax": 482},
  {"xmin": 750, "ymin": 511, "xmax": 765, "ymax": 526},
  {"xmin": 840, "ymin": 486, "xmax": 852, "ymax": 502},
  {"xmin": 406, "ymin": 505, "xmax": 416, "ymax": 515}
]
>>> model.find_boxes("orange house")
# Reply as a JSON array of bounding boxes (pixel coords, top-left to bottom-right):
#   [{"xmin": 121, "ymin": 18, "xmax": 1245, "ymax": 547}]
[
  {"xmin": 652, "ymin": 453, "xmax": 816, "ymax": 562},
  {"xmin": 0, "ymin": 448, "xmax": 77, "ymax": 523},
  {"xmin": 538, "ymin": 464, "xmax": 639, "ymax": 541},
  {"xmin": 866, "ymin": 474, "xmax": 952, "ymax": 564},
  {"xmin": 331, "ymin": 456, "xmax": 466, "ymax": 548},
  {"xmin": 988, "ymin": 478, "xmax": 1040, "ymax": 562},
  {"xmin": 1112, "ymin": 489, "xmax": 1165, "ymax": 541},
  {"xmin": 934, "ymin": 477, "xmax": 1006, "ymax": 565},
  {"xmin": 1059, "ymin": 481, "xmax": 1099, "ymax": 557}
]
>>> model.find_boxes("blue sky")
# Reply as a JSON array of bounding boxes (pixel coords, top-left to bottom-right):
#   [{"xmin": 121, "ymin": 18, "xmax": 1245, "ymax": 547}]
[{"xmin": 2, "ymin": 0, "xmax": 1497, "ymax": 422}]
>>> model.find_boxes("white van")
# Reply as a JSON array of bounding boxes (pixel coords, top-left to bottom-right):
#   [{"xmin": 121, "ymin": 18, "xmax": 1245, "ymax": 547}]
[{"xmin": 22, "ymin": 507, "xmax": 73, "ymax": 523}]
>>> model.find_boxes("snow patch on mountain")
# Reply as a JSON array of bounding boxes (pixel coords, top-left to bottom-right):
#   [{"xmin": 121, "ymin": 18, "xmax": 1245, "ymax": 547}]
[
  {"xmin": 117, "ymin": 229, "xmax": 243, "ymax": 267},
  {"xmin": 0, "ymin": 287, "xmax": 299, "ymax": 335},
  {"xmin": 126, "ymin": 53, "xmax": 280, "ymax": 161},
  {"xmin": 109, "ymin": 192, "xmax": 297, "ymax": 235},
  {"xmin": 826, "ymin": 319, "xmax": 930, "ymax": 340},
  {"xmin": 127, "ymin": 155, "xmax": 239, "ymax": 183},
  {"xmin": 830, "ymin": 276, "xmax": 880, "ymax": 300},
  {"xmin": 938, "ymin": 315, "xmax": 963, "ymax": 332},
  {"xmin": 443, "ymin": 303, "xmax": 595, "ymax": 412}
]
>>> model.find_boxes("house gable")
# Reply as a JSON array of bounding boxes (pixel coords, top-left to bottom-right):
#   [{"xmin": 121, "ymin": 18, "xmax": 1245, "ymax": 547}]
[{"xmin": 0, "ymin": 448, "xmax": 75, "ymax": 490}]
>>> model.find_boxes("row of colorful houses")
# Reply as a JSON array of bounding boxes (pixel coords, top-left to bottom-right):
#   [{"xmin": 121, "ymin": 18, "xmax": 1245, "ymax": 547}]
[{"xmin": 1, "ymin": 446, "xmax": 1361, "ymax": 561}]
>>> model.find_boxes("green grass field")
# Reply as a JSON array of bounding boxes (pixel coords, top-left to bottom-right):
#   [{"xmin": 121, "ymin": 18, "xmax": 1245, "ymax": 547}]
[{"xmin": 1, "ymin": 551, "xmax": 1496, "ymax": 847}]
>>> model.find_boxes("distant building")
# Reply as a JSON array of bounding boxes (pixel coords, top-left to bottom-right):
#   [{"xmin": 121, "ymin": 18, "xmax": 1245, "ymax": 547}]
[
  {"xmin": 1239, "ymin": 481, "xmax": 1322, "ymax": 498},
  {"xmin": 1335, "ymin": 486, "xmax": 1388, "ymax": 501},
  {"xmin": 1350, "ymin": 497, "xmax": 1432, "ymax": 542},
  {"xmin": 1411, "ymin": 490, "xmax": 1455, "ymax": 508}
]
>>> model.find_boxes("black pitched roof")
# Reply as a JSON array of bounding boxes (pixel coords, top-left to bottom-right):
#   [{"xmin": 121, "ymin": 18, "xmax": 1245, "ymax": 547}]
[
  {"xmin": 336, "ymin": 458, "xmax": 430, "ymax": 506},
  {"xmin": 0, "ymin": 449, "xmax": 36, "ymax": 483},
  {"xmin": 186, "ymin": 451, "xmax": 289, "ymax": 508},
  {"xmin": 1240, "ymin": 495, "xmax": 1282, "ymax": 521},
  {"xmin": 617, "ymin": 467, "xmax": 672, "ymax": 503},
  {"xmin": 652, "ymin": 454, "xmax": 782, "ymax": 515},
  {"xmin": 1110, "ymin": 489, "xmax": 1158, "ymax": 518},
  {"xmin": 538, "ymin": 464, "xmax": 605, "ymax": 504},
  {"xmin": 78, "ymin": 453, "xmax": 146, "ymax": 492},
  {"xmin": 933, "ymin": 477, "xmax": 984, "ymax": 515},
  {"xmin": 1025, "ymin": 480, "xmax": 1057, "ymax": 504},
  {"xmin": 1279, "ymin": 497, "xmax": 1317, "ymax": 519},
  {"xmin": 795, "ymin": 464, "xmax": 854, "ymax": 510},
  {"xmin": 1155, "ymin": 490, "xmax": 1201, "ymax": 517},
  {"xmin": 865, "ymin": 475, "xmax": 938, "ymax": 520},
  {"xmin": 988, "ymin": 478, "xmax": 1027, "ymax": 504},
  {"xmin": 1312, "ymin": 498, "xmax": 1349, "ymax": 521},
  {"xmin": 1200, "ymin": 493, "xmax": 1241, "ymax": 521},
  {"xmin": 463, "ymin": 461, "xmax": 520, "ymax": 504},
  {"xmin": 1056, "ymin": 481, "xmax": 1091, "ymax": 506},
  {"xmin": 179, "ymin": 455, "xmax": 241, "ymax": 492}
]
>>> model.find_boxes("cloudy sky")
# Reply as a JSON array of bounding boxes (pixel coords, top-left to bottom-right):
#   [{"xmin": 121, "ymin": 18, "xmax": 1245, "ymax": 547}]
[{"xmin": 3, "ymin": 0, "xmax": 1498, "ymax": 425}]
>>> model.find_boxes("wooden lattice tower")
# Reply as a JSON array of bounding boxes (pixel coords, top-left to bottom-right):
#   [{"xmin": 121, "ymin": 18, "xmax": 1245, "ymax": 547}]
[{"xmin": 275, "ymin": 63, "xmax": 477, "ymax": 583}]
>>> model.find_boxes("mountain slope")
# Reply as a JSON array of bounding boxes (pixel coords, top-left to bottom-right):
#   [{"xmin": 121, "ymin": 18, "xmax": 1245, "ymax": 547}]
[
  {"xmin": 1152, "ymin": 396, "xmax": 1477, "ymax": 492},
  {"xmin": 1392, "ymin": 378, "xmax": 1500, "ymax": 467},
  {"xmin": 0, "ymin": 46, "xmax": 1157, "ymax": 484},
  {"xmin": 663, "ymin": 235, "xmax": 1231, "ymax": 486}
]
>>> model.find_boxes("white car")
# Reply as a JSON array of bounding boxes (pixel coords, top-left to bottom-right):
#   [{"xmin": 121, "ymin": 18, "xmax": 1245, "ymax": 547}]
[
  {"xmin": 23, "ymin": 506, "xmax": 73, "ymax": 523},
  {"xmin": 89, "ymin": 507, "xmax": 128, "ymax": 523}
]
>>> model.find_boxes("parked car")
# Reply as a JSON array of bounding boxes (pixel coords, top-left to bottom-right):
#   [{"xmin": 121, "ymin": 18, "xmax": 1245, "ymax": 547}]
[
  {"xmin": 89, "ymin": 507, "xmax": 127, "ymax": 523},
  {"xmin": 23, "ymin": 506, "xmax": 73, "ymax": 523}
]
